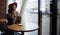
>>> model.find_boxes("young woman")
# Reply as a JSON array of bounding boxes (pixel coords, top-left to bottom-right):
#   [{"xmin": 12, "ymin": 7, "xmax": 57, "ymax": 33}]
[
  {"xmin": 6, "ymin": 2, "xmax": 21, "ymax": 24},
  {"xmin": 4, "ymin": 2, "xmax": 21, "ymax": 35}
]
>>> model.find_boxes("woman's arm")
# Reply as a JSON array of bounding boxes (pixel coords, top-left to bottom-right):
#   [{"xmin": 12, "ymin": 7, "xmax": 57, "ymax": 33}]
[{"xmin": 6, "ymin": 14, "xmax": 15, "ymax": 24}]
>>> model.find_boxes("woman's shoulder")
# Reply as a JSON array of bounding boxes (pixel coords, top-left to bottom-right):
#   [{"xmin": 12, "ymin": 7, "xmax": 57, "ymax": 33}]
[
  {"xmin": 6, "ymin": 13, "xmax": 11, "ymax": 16},
  {"xmin": 6, "ymin": 13, "xmax": 10, "ymax": 15}
]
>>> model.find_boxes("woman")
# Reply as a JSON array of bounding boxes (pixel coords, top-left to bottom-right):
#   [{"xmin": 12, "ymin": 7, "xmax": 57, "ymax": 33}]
[
  {"xmin": 6, "ymin": 2, "xmax": 21, "ymax": 24},
  {"xmin": 4, "ymin": 2, "xmax": 21, "ymax": 35},
  {"xmin": 6, "ymin": 2, "xmax": 17, "ymax": 25}
]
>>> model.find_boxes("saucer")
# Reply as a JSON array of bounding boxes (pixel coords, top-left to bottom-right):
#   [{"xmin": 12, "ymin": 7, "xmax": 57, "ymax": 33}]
[{"xmin": 18, "ymin": 24, "xmax": 23, "ymax": 26}]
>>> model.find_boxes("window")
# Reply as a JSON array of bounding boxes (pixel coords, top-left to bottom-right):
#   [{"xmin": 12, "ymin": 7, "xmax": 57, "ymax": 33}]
[
  {"xmin": 6, "ymin": 0, "xmax": 38, "ymax": 35},
  {"xmin": 21, "ymin": 0, "xmax": 38, "ymax": 24},
  {"xmin": 40, "ymin": 0, "xmax": 50, "ymax": 14},
  {"xmin": 21, "ymin": 0, "xmax": 38, "ymax": 35}
]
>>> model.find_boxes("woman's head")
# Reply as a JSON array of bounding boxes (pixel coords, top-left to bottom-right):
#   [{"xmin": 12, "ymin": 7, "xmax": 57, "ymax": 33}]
[
  {"xmin": 12, "ymin": 2, "xmax": 17, "ymax": 10},
  {"xmin": 8, "ymin": 2, "xmax": 17, "ymax": 14}
]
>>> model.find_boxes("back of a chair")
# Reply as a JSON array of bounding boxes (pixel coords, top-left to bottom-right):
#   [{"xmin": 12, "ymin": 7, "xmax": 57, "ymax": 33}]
[{"xmin": 0, "ymin": 19, "xmax": 7, "ymax": 30}]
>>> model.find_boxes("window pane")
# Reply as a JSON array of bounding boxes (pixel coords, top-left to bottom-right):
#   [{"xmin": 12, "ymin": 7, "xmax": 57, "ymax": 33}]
[
  {"xmin": 40, "ymin": 0, "xmax": 50, "ymax": 14},
  {"xmin": 21, "ymin": 0, "xmax": 38, "ymax": 35},
  {"xmin": 15, "ymin": 0, "xmax": 23, "ymax": 13},
  {"xmin": 40, "ymin": 0, "xmax": 50, "ymax": 35},
  {"xmin": 22, "ymin": 0, "xmax": 38, "ymax": 24}
]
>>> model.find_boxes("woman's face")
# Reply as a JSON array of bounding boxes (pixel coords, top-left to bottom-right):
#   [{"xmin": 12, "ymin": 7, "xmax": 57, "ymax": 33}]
[{"xmin": 13, "ymin": 5, "xmax": 16, "ymax": 11}]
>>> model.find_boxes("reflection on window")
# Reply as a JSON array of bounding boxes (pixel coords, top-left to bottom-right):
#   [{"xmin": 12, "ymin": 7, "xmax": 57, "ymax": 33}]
[
  {"xmin": 40, "ymin": 0, "xmax": 50, "ymax": 14},
  {"xmin": 26, "ymin": 8, "xmax": 38, "ymax": 14}
]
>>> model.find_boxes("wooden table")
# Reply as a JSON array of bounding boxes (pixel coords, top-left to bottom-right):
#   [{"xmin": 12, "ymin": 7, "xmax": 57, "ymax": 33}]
[
  {"xmin": 7, "ymin": 22, "xmax": 39, "ymax": 35},
  {"xmin": 0, "ymin": 18, "xmax": 7, "ymax": 22}
]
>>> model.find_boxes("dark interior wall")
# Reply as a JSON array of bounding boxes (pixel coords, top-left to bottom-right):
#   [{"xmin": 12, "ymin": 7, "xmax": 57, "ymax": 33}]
[{"xmin": 0, "ymin": 0, "xmax": 6, "ymax": 18}]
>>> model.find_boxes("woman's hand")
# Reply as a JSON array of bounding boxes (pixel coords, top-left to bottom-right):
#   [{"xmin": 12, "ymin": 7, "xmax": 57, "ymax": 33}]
[{"xmin": 12, "ymin": 12, "xmax": 17, "ymax": 23}]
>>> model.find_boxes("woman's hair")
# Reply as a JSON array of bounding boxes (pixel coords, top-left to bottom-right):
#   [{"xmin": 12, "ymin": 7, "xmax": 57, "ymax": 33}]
[
  {"xmin": 8, "ymin": 2, "xmax": 17, "ymax": 14},
  {"xmin": 12, "ymin": 2, "xmax": 17, "ymax": 7}
]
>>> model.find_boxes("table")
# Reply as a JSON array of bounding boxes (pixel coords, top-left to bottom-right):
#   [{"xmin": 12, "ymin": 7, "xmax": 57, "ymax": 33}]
[
  {"xmin": 7, "ymin": 22, "xmax": 39, "ymax": 35},
  {"xmin": 0, "ymin": 18, "xmax": 7, "ymax": 22}
]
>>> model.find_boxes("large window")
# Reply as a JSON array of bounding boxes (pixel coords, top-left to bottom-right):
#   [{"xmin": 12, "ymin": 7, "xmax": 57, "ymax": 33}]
[
  {"xmin": 6, "ymin": 0, "xmax": 38, "ymax": 35},
  {"xmin": 40, "ymin": 0, "xmax": 50, "ymax": 35},
  {"xmin": 6, "ymin": 0, "xmax": 38, "ymax": 26}
]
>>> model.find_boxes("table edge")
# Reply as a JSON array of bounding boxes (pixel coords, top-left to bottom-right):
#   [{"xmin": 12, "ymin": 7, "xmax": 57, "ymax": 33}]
[{"xmin": 7, "ymin": 27, "xmax": 39, "ymax": 32}]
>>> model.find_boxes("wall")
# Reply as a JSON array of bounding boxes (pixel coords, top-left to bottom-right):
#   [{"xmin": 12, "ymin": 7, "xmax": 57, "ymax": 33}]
[{"xmin": 0, "ymin": 0, "xmax": 6, "ymax": 18}]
